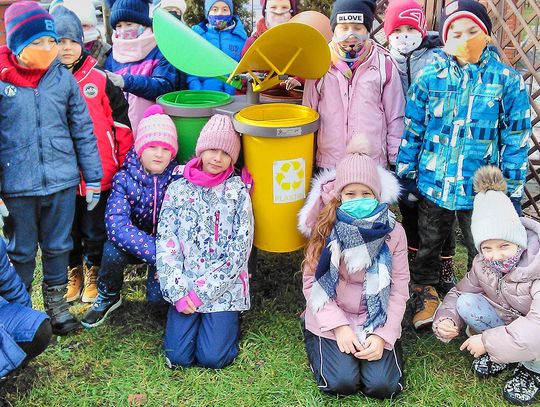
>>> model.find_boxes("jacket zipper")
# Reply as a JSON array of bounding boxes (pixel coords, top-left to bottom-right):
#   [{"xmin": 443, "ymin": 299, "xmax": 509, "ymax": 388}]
[
  {"xmin": 406, "ymin": 55, "xmax": 412, "ymax": 88},
  {"xmin": 214, "ymin": 210, "xmax": 220, "ymax": 241},
  {"xmin": 106, "ymin": 131, "xmax": 119, "ymax": 167},
  {"xmin": 34, "ymin": 89, "xmax": 46, "ymax": 189},
  {"xmin": 152, "ymin": 176, "xmax": 158, "ymax": 235}
]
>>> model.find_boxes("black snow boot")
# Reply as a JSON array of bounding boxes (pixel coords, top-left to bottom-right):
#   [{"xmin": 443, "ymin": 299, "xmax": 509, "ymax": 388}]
[{"xmin": 42, "ymin": 282, "xmax": 81, "ymax": 335}]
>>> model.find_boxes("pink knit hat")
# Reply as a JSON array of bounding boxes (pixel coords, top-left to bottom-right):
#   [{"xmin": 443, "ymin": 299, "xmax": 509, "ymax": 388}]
[
  {"xmin": 195, "ymin": 114, "xmax": 241, "ymax": 164},
  {"xmin": 335, "ymin": 136, "xmax": 381, "ymax": 199},
  {"xmin": 135, "ymin": 105, "xmax": 178, "ymax": 157}
]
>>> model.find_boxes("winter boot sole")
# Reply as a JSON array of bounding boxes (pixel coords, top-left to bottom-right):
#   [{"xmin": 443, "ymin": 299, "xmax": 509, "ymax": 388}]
[
  {"xmin": 81, "ymin": 297, "xmax": 123, "ymax": 329},
  {"xmin": 81, "ymin": 293, "xmax": 97, "ymax": 304},
  {"xmin": 52, "ymin": 320, "xmax": 82, "ymax": 336},
  {"xmin": 65, "ymin": 292, "xmax": 81, "ymax": 303}
]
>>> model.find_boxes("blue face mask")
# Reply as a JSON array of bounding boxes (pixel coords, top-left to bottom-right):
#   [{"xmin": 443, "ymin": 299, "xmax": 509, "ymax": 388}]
[
  {"xmin": 208, "ymin": 15, "xmax": 233, "ymax": 30},
  {"xmin": 340, "ymin": 197, "xmax": 379, "ymax": 219}
]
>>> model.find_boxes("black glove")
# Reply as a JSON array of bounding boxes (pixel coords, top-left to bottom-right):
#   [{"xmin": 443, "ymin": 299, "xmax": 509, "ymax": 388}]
[
  {"xmin": 399, "ymin": 178, "xmax": 420, "ymax": 208},
  {"xmin": 511, "ymin": 197, "xmax": 523, "ymax": 217}
]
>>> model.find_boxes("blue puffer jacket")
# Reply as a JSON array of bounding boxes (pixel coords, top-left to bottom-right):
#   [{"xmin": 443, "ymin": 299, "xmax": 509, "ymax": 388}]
[
  {"xmin": 0, "ymin": 48, "xmax": 102, "ymax": 197},
  {"xmin": 395, "ymin": 48, "xmax": 532, "ymax": 211},
  {"xmin": 105, "ymin": 148, "xmax": 178, "ymax": 264},
  {"xmin": 187, "ymin": 16, "xmax": 247, "ymax": 95},
  {"xmin": 0, "ymin": 238, "xmax": 47, "ymax": 377}
]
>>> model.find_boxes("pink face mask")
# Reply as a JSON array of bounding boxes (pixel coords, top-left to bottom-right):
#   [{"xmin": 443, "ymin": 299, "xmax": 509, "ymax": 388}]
[{"xmin": 115, "ymin": 25, "xmax": 145, "ymax": 40}]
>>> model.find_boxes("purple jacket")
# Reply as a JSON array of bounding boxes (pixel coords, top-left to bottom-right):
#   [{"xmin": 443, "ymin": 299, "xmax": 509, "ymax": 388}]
[
  {"xmin": 434, "ymin": 218, "xmax": 540, "ymax": 364},
  {"xmin": 105, "ymin": 148, "xmax": 178, "ymax": 264}
]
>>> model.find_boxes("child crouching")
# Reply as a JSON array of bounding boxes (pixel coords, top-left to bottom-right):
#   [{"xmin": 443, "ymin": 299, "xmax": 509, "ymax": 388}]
[
  {"xmin": 157, "ymin": 114, "xmax": 254, "ymax": 369},
  {"xmin": 298, "ymin": 138, "xmax": 409, "ymax": 399},
  {"xmin": 434, "ymin": 166, "xmax": 540, "ymax": 405},
  {"xmin": 81, "ymin": 105, "xmax": 178, "ymax": 328}
]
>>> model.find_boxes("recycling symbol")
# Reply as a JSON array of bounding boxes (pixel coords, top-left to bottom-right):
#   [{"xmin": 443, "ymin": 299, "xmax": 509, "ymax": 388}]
[{"xmin": 273, "ymin": 158, "xmax": 306, "ymax": 203}]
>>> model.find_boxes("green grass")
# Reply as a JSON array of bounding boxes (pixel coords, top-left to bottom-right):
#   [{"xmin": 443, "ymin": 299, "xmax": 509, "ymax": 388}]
[{"xmin": 1, "ymin": 246, "xmax": 514, "ymax": 406}]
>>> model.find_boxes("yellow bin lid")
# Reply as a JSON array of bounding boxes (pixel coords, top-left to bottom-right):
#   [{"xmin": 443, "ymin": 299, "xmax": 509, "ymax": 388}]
[{"xmin": 233, "ymin": 104, "xmax": 319, "ymax": 138}]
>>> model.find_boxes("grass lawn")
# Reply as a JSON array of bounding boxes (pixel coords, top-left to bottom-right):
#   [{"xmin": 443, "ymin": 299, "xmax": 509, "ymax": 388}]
[{"xmin": 1, "ymin": 245, "xmax": 514, "ymax": 406}]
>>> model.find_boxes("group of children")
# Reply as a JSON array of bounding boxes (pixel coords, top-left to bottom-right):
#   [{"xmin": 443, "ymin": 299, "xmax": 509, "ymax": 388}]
[{"xmin": 0, "ymin": 0, "xmax": 537, "ymax": 404}]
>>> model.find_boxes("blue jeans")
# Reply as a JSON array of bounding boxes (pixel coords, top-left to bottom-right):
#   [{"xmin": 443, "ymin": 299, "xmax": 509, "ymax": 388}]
[
  {"xmin": 457, "ymin": 293, "xmax": 540, "ymax": 372},
  {"xmin": 97, "ymin": 241, "xmax": 164, "ymax": 304},
  {"xmin": 163, "ymin": 308, "xmax": 240, "ymax": 369},
  {"xmin": 3, "ymin": 188, "xmax": 76, "ymax": 287}
]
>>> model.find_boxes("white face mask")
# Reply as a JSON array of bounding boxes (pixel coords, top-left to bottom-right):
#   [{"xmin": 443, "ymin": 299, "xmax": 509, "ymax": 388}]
[
  {"xmin": 83, "ymin": 27, "xmax": 100, "ymax": 44},
  {"xmin": 265, "ymin": 9, "xmax": 292, "ymax": 28},
  {"xmin": 388, "ymin": 31, "xmax": 423, "ymax": 55}
]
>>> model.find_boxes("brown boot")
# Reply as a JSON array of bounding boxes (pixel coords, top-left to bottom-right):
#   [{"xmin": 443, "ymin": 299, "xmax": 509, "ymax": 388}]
[
  {"xmin": 82, "ymin": 265, "xmax": 99, "ymax": 303},
  {"xmin": 65, "ymin": 265, "xmax": 83, "ymax": 302},
  {"xmin": 411, "ymin": 285, "xmax": 440, "ymax": 330}
]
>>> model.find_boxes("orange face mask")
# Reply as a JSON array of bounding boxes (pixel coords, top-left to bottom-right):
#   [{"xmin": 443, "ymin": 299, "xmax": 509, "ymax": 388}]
[
  {"xmin": 19, "ymin": 44, "xmax": 58, "ymax": 69},
  {"xmin": 443, "ymin": 33, "xmax": 490, "ymax": 65}
]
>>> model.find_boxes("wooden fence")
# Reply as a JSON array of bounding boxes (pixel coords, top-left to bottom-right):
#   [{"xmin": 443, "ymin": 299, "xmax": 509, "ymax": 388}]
[{"xmin": 372, "ymin": 0, "xmax": 540, "ymax": 217}]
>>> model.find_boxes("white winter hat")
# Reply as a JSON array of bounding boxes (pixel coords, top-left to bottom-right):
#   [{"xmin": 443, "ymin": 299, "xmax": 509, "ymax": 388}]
[
  {"xmin": 158, "ymin": 0, "xmax": 187, "ymax": 14},
  {"xmin": 471, "ymin": 166, "xmax": 527, "ymax": 251},
  {"xmin": 63, "ymin": 0, "xmax": 98, "ymax": 27}
]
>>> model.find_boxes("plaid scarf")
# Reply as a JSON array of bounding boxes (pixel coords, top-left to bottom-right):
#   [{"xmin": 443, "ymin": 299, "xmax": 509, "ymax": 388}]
[{"xmin": 309, "ymin": 204, "xmax": 393, "ymax": 342}]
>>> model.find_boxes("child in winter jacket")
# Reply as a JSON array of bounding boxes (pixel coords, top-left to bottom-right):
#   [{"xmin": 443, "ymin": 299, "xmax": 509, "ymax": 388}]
[
  {"xmin": 395, "ymin": 0, "xmax": 532, "ymax": 331},
  {"xmin": 298, "ymin": 137, "xmax": 409, "ymax": 399},
  {"xmin": 0, "ymin": 238, "xmax": 52, "ymax": 379},
  {"xmin": 188, "ymin": 0, "xmax": 247, "ymax": 95},
  {"xmin": 303, "ymin": 0, "xmax": 405, "ymax": 170},
  {"xmin": 81, "ymin": 105, "xmax": 178, "ymax": 328},
  {"xmin": 433, "ymin": 166, "xmax": 540, "ymax": 406},
  {"xmin": 50, "ymin": 0, "xmax": 111, "ymax": 68},
  {"xmin": 105, "ymin": 0, "xmax": 178, "ymax": 131},
  {"xmin": 0, "ymin": 2, "xmax": 103, "ymax": 336},
  {"xmin": 53, "ymin": 6, "xmax": 133, "ymax": 304},
  {"xmin": 383, "ymin": 0, "xmax": 457, "ymax": 296},
  {"xmin": 157, "ymin": 114, "xmax": 254, "ymax": 369},
  {"xmin": 241, "ymin": 0, "xmax": 297, "ymax": 56}
]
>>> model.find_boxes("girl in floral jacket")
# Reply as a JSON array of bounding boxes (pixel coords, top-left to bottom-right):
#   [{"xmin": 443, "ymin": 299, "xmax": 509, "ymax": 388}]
[{"xmin": 157, "ymin": 114, "xmax": 254, "ymax": 370}]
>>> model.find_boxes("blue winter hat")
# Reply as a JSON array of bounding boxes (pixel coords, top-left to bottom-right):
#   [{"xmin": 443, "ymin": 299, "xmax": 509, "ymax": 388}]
[
  {"xmin": 204, "ymin": 0, "xmax": 234, "ymax": 18},
  {"xmin": 51, "ymin": 6, "xmax": 83, "ymax": 46},
  {"xmin": 4, "ymin": 1, "xmax": 58, "ymax": 56},
  {"xmin": 110, "ymin": 0, "xmax": 152, "ymax": 29}
]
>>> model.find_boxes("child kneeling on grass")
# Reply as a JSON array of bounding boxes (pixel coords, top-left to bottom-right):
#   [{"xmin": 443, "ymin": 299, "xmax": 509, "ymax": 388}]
[
  {"xmin": 157, "ymin": 114, "xmax": 254, "ymax": 369},
  {"xmin": 434, "ymin": 166, "xmax": 540, "ymax": 406},
  {"xmin": 298, "ymin": 137, "xmax": 409, "ymax": 399},
  {"xmin": 81, "ymin": 105, "xmax": 178, "ymax": 328}
]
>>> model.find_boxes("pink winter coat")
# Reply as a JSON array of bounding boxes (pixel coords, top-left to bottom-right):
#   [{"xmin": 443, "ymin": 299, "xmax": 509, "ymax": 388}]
[
  {"xmin": 433, "ymin": 218, "xmax": 540, "ymax": 364},
  {"xmin": 302, "ymin": 42, "xmax": 405, "ymax": 169},
  {"xmin": 297, "ymin": 168, "xmax": 409, "ymax": 349}
]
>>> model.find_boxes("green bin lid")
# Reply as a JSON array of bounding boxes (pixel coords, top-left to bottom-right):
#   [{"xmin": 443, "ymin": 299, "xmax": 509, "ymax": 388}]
[{"xmin": 157, "ymin": 90, "xmax": 233, "ymax": 118}]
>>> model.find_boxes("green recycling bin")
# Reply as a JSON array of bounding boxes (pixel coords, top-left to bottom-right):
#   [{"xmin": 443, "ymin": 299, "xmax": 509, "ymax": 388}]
[{"xmin": 157, "ymin": 90, "xmax": 233, "ymax": 163}]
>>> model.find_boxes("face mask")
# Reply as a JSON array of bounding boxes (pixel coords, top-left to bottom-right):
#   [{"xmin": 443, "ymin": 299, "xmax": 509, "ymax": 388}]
[
  {"xmin": 208, "ymin": 15, "xmax": 233, "ymax": 30},
  {"xmin": 389, "ymin": 31, "xmax": 423, "ymax": 55},
  {"xmin": 443, "ymin": 32, "xmax": 489, "ymax": 64},
  {"xmin": 83, "ymin": 27, "xmax": 100, "ymax": 44},
  {"xmin": 19, "ymin": 44, "xmax": 58, "ymax": 69},
  {"xmin": 333, "ymin": 32, "xmax": 369, "ymax": 55},
  {"xmin": 116, "ymin": 25, "xmax": 145, "ymax": 40},
  {"xmin": 482, "ymin": 248, "xmax": 524, "ymax": 274},
  {"xmin": 265, "ymin": 9, "xmax": 292, "ymax": 28},
  {"xmin": 339, "ymin": 197, "xmax": 378, "ymax": 219}
]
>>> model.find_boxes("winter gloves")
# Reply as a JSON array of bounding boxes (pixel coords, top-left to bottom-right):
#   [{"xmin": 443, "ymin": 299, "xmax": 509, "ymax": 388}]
[
  {"xmin": 399, "ymin": 178, "xmax": 420, "ymax": 207},
  {"xmin": 106, "ymin": 71, "xmax": 125, "ymax": 89},
  {"xmin": 85, "ymin": 182, "xmax": 101, "ymax": 211},
  {"xmin": 0, "ymin": 199, "xmax": 9, "ymax": 228}
]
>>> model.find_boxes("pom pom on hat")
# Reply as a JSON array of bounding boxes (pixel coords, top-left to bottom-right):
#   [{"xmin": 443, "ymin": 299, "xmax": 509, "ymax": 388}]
[
  {"xmin": 135, "ymin": 104, "xmax": 178, "ymax": 158},
  {"xmin": 335, "ymin": 135, "xmax": 381, "ymax": 198},
  {"xmin": 471, "ymin": 166, "xmax": 527, "ymax": 250}
]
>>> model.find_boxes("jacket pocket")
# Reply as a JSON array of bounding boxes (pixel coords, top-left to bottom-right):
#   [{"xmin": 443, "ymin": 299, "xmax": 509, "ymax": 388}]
[
  {"xmin": 49, "ymin": 137, "xmax": 78, "ymax": 183},
  {"xmin": 0, "ymin": 144, "xmax": 33, "ymax": 193},
  {"xmin": 470, "ymin": 94, "xmax": 501, "ymax": 121}
]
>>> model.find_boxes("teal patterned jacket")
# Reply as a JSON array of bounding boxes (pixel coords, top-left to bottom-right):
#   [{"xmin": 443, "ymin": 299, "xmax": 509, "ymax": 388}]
[{"xmin": 395, "ymin": 48, "xmax": 531, "ymax": 210}]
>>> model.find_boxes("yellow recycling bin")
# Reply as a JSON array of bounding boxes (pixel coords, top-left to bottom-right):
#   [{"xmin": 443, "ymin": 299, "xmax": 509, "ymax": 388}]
[{"xmin": 233, "ymin": 104, "xmax": 319, "ymax": 253}]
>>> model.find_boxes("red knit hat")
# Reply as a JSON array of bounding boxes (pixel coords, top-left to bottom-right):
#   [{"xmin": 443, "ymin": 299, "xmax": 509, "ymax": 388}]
[
  {"xmin": 383, "ymin": 0, "xmax": 427, "ymax": 40},
  {"xmin": 196, "ymin": 114, "xmax": 241, "ymax": 164}
]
